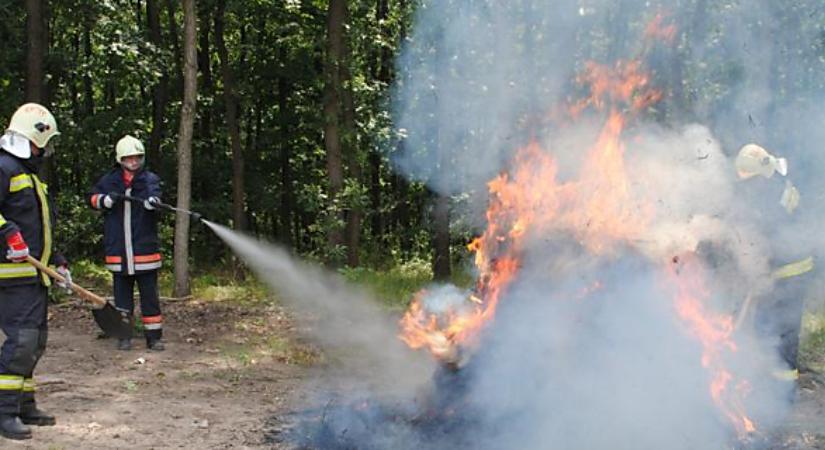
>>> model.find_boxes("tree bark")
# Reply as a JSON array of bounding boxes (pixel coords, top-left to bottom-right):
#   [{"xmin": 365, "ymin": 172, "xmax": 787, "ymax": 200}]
[
  {"xmin": 173, "ymin": 0, "xmax": 198, "ymax": 298},
  {"xmin": 25, "ymin": 0, "xmax": 46, "ymax": 103},
  {"xmin": 278, "ymin": 45, "xmax": 293, "ymax": 248},
  {"xmin": 432, "ymin": 190, "xmax": 451, "ymax": 280},
  {"xmin": 82, "ymin": 23, "xmax": 94, "ymax": 115},
  {"xmin": 339, "ymin": 2, "xmax": 360, "ymax": 268},
  {"xmin": 165, "ymin": 0, "xmax": 183, "ymax": 94},
  {"xmin": 323, "ymin": 0, "xmax": 346, "ymax": 265},
  {"xmin": 147, "ymin": 0, "xmax": 168, "ymax": 170},
  {"xmin": 197, "ymin": 2, "xmax": 212, "ymax": 140},
  {"xmin": 432, "ymin": 24, "xmax": 451, "ymax": 280},
  {"xmin": 369, "ymin": 0, "xmax": 392, "ymax": 242},
  {"xmin": 215, "ymin": 0, "xmax": 245, "ymax": 279}
]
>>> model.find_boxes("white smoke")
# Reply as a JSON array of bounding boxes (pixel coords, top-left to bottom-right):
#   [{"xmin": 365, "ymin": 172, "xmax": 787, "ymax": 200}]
[
  {"xmin": 384, "ymin": 0, "xmax": 818, "ymax": 448},
  {"xmin": 203, "ymin": 221, "xmax": 436, "ymax": 398}
]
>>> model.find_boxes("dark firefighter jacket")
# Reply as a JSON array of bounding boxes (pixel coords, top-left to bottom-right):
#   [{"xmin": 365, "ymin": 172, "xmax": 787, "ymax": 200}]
[
  {"xmin": 0, "ymin": 152, "xmax": 64, "ymax": 286},
  {"xmin": 89, "ymin": 167, "xmax": 162, "ymax": 275}
]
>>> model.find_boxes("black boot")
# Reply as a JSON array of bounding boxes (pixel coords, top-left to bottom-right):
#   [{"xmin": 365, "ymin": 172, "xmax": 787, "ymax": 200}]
[
  {"xmin": 117, "ymin": 338, "xmax": 132, "ymax": 351},
  {"xmin": 20, "ymin": 406, "xmax": 55, "ymax": 426},
  {"xmin": 0, "ymin": 414, "xmax": 31, "ymax": 440},
  {"xmin": 146, "ymin": 338, "xmax": 165, "ymax": 352}
]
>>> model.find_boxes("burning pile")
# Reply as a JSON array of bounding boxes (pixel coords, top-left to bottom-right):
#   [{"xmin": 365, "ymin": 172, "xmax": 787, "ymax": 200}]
[
  {"xmin": 399, "ymin": 50, "xmax": 761, "ymax": 440},
  {"xmin": 275, "ymin": 12, "xmax": 805, "ymax": 450}
]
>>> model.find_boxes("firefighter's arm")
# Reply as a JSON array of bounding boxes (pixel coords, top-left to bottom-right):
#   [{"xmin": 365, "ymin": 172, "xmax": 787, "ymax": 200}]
[
  {"xmin": 0, "ymin": 171, "xmax": 28, "ymax": 262},
  {"xmin": 0, "ymin": 170, "xmax": 17, "ymax": 237},
  {"xmin": 143, "ymin": 172, "xmax": 163, "ymax": 210},
  {"xmin": 88, "ymin": 176, "xmax": 117, "ymax": 210}
]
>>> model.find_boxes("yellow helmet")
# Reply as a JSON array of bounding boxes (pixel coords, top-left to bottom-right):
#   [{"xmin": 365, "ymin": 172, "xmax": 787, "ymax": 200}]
[
  {"xmin": 1, "ymin": 103, "xmax": 59, "ymax": 158},
  {"xmin": 115, "ymin": 135, "xmax": 145, "ymax": 163}
]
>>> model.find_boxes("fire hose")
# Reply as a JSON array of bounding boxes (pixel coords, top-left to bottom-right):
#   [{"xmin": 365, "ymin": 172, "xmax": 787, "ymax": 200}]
[{"xmin": 120, "ymin": 194, "xmax": 205, "ymax": 223}]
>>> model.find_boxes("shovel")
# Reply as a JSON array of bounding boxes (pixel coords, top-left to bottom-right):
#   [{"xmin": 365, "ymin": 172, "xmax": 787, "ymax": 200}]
[{"xmin": 26, "ymin": 256, "xmax": 132, "ymax": 339}]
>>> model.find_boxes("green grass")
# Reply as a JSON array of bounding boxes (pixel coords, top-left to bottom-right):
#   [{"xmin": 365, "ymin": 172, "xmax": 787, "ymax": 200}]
[{"xmin": 340, "ymin": 258, "xmax": 475, "ymax": 310}]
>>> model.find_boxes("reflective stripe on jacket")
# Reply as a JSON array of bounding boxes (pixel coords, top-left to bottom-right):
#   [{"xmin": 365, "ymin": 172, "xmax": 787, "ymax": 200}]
[
  {"xmin": 0, "ymin": 153, "xmax": 61, "ymax": 286},
  {"xmin": 89, "ymin": 167, "xmax": 162, "ymax": 275}
]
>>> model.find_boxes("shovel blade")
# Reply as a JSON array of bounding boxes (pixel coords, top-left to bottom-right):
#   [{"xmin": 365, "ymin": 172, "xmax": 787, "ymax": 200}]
[{"xmin": 91, "ymin": 303, "xmax": 132, "ymax": 339}]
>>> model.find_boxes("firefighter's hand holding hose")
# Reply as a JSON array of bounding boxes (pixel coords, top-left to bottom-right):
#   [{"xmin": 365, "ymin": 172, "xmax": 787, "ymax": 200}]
[
  {"xmin": 102, "ymin": 192, "xmax": 121, "ymax": 209},
  {"xmin": 143, "ymin": 196, "xmax": 161, "ymax": 211}
]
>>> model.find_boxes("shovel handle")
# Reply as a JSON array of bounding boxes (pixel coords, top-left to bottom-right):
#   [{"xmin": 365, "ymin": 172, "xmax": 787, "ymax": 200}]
[{"xmin": 25, "ymin": 256, "xmax": 107, "ymax": 307}]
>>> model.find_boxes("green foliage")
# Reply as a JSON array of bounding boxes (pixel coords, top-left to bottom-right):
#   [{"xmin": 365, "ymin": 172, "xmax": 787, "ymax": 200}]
[{"xmin": 340, "ymin": 257, "xmax": 474, "ymax": 310}]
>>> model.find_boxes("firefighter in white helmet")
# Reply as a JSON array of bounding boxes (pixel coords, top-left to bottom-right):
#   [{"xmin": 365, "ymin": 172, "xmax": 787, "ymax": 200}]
[
  {"xmin": 89, "ymin": 135, "xmax": 164, "ymax": 352},
  {"xmin": 0, "ymin": 103, "xmax": 69, "ymax": 440}
]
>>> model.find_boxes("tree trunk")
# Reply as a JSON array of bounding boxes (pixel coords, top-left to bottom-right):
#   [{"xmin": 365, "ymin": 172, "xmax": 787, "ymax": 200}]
[
  {"xmin": 165, "ymin": 0, "xmax": 183, "ymax": 94},
  {"xmin": 432, "ymin": 24, "xmax": 451, "ymax": 280},
  {"xmin": 26, "ymin": 0, "xmax": 53, "ymax": 183},
  {"xmin": 82, "ymin": 24, "xmax": 94, "ymax": 115},
  {"xmin": 25, "ymin": 0, "xmax": 46, "ymax": 103},
  {"xmin": 369, "ymin": 0, "xmax": 392, "ymax": 242},
  {"xmin": 147, "ymin": 0, "xmax": 168, "ymax": 170},
  {"xmin": 323, "ymin": 0, "xmax": 346, "ymax": 265},
  {"xmin": 432, "ymin": 190, "xmax": 451, "ymax": 280},
  {"xmin": 174, "ymin": 0, "xmax": 198, "ymax": 298},
  {"xmin": 215, "ymin": 0, "xmax": 245, "ymax": 279},
  {"xmin": 339, "ymin": 2, "xmax": 360, "ymax": 267},
  {"xmin": 197, "ymin": 3, "xmax": 212, "ymax": 140},
  {"xmin": 278, "ymin": 46, "xmax": 293, "ymax": 248}
]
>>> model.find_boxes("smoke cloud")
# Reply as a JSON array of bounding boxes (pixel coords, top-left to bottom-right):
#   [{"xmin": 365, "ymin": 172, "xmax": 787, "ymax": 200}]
[
  {"xmin": 383, "ymin": 0, "xmax": 824, "ymax": 448},
  {"xmin": 204, "ymin": 221, "xmax": 436, "ymax": 398},
  {"xmin": 210, "ymin": 1, "xmax": 824, "ymax": 448}
]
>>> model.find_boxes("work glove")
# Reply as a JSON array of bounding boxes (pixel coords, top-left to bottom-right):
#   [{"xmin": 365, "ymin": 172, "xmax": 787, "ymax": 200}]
[
  {"xmin": 103, "ymin": 192, "xmax": 123, "ymax": 209},
  {"xmin": 144, "ymin": 196, "xmax": 160, "ymax": 211},
  {"xmin": 56, "ymin": 264, "xmax": 72, "ymax": 292},
  {"xmin": 5, "ymin": 230, "xmax": 29, "ymax": 263}
]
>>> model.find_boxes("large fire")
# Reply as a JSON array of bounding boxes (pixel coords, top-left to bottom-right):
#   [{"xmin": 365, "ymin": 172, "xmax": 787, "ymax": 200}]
[{"xmin": 399, "ymin": 21, "xmax": 756, "ymax": 439}]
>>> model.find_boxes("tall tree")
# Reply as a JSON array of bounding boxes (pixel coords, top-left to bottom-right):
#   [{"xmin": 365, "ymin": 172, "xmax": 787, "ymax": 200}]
[
  {"xmin": 25, "ymin": 0, "xmax": 46, "ymax": 103},
  {"xmin": 278, "ymin": 45, "xmax": 293, "ymax": 247},
  {"xmin": 146, "ymin": 0, "xmax": 168, "ymax": 167},
  {"xmin": 215, "ymin": 0, "xmax": 245, "ymax": 277},
  {"xmin": 340, "ymin": 4, "xmax": 360, "ymax": 268},
  {"xmin": 323, "ymin": 0, "xmax": 347, "ymax": 264},
  {"xmin": 174, "ymin": 0, "xmax": 198, "ymax": 297},
  {"xmin": 432, "ymin": 24, "xmax": 451, "ymax": 281}
]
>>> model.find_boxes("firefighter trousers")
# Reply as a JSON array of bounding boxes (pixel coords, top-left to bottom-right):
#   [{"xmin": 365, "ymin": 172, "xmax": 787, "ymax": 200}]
[
  {"xmin": 0, "ymin": 284, "xmax": 48, "ymax": 415},
  {"xmin": 113, "ymin": 271, "xmax": 162, "ymax": 341}
]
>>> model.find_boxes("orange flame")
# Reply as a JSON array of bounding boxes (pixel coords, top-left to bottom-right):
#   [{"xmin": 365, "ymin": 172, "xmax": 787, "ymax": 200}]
[
  {"xmin": 398, "ymin": 16, "xmax": 756, "ymax": 439},
  {"xmin": 666, "ymin": 254, "xmax": 756, "ymax": 437},
  {"xmin": 399, "ymin": 59, "xmax": 658, "ymax": 362},
  {"xmin": 644, "ymin": 13, "xmax": 678, "ymax": 44}
]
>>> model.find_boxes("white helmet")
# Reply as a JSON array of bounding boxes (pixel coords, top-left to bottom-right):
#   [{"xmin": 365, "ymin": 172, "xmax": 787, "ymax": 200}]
[
  {"xmin": 0, "ymin": 103, "xmax": 60, "ymax": 158},
  {"xmin": 115, "ymin": 135, "xmax": 145, "ymax": 163}
]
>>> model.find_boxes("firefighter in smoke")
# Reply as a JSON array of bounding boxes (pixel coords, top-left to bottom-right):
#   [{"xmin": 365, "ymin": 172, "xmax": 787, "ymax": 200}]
[
  {"xmin": 757, "ymin": 257, "xmax": 813, "ymax": 382},
  {"xmin": 89, "ymin": 135, "xmax": 165, "ymax": 352},
  {"xmin": 735, "ymin": 143, "xmax": 812, "ymax": 384},
  {"xmin": 0, "ymin": 103, "xmax": 68, "ymax": 439}
]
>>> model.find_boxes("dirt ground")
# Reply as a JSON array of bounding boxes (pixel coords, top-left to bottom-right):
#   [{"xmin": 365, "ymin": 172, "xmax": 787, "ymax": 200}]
[
  {"xmin": 3, "ymin": 296, "xmax": 825, "ymax": 449},
  {"xmin": 7, "ymin": 297, "xmax": 314, "ymax": 450}
]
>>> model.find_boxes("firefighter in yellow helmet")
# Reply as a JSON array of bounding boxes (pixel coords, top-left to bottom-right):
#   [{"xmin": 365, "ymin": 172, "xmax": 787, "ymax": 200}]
[
  {"xmin": 0, "ymin": 103, "xmax": 69, "ymax": 440},
  {"xmin": 89, "ymin": 135, "xmax": 164, "ymax": 352}
]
